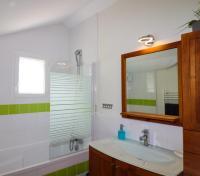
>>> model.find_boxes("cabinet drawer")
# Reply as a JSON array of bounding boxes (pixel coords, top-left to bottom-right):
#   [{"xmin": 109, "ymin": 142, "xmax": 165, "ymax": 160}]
[{"xmin": 184, "ymin": 130, "xmax": 200, "ymax": 154}]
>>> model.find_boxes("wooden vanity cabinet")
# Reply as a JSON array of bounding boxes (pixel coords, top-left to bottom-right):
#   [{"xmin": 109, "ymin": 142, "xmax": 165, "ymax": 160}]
[
  {"xmin": 89, "ymin": 146, "xmax": 162, "ymax": 176},
  {"xmin": 115, "ymin": 160, "xmax": 137, "ymax": 176},
  {"xmin": 181, "ymin": 31, "xmax": 200, "ymax": 176},
  {"xmin": 89, "ymin": 146, "xmax": 115, "ymax": 176}
]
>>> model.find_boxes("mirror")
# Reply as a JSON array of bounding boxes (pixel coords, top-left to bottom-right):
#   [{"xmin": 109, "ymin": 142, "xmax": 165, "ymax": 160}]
[{"xmin": 121, "ymin": 42, "xmax": 182, "ymax": 125}]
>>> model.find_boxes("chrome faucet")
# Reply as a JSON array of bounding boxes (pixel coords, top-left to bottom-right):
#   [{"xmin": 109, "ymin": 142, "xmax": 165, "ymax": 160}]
[
  {"xmin": 69, "ymin": 138, "xmax": 83, "ymax": 151},
  {"xmin": 139, "ymin": 129, "xmax": 149, "ymax": 146}
]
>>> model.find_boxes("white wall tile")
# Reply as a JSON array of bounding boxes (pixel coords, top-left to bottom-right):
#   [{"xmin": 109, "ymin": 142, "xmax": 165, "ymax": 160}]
[{"xmin": 0, "ymin": 24, "xmax": 69, "ymax": 174}]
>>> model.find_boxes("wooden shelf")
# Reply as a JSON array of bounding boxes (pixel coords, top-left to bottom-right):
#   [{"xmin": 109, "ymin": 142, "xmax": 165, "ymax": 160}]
[{"xmin": 121, "ymin": 112, "xmax": 180, "ymax": 125}]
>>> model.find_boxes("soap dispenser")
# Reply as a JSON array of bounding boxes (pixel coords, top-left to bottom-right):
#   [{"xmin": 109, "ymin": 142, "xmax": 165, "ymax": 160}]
[{"xmin": 118, "ymin": 124, "xmax": 126, "ymax": 140}]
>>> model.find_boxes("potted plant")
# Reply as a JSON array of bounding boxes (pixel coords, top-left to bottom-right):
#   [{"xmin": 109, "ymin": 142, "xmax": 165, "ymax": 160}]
[{"xmin": 187, "ymin": 4, "xmax": 200, "ymax": 31}]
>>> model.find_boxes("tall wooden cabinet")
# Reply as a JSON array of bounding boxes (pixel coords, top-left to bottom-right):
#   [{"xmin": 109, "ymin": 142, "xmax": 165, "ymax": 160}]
[
  {"xmin": 182, "ymin": 31, "xmax": 200, "ymax": 131},
  {"xmin": 182, "ymin": 31, "xmax": 200, "ymax": 175}
]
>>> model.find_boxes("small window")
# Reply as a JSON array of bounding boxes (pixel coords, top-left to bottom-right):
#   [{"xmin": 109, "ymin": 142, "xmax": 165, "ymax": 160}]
[{"xmin": 18, "ymin": 57, "xmax": 45, "ymax": 94}]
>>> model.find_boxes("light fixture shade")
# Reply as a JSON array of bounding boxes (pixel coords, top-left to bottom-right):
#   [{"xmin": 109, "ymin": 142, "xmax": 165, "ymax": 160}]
[{"xmin": 138, "ymin": 35, "xmax": 155, "ymax": 46}]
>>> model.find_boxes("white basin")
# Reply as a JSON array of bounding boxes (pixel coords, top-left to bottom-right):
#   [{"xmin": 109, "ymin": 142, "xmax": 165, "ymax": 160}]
[
  {"xmin": 90, "ymin": 138, "xmax": 183, "ymax": 176},
  {"xmin": 101, "ymin": 140, "xmax": 175, "ymax": 164},
  {"xmin": 119, "ymin": 141, "xmax": 174, "ymax": 163}
]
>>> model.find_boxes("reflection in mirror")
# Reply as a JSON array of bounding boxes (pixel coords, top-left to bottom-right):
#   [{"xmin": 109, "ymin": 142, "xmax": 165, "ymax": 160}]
[{"xmin": 126, "ymin": 48, "xmax": 179, "ymax": 116}]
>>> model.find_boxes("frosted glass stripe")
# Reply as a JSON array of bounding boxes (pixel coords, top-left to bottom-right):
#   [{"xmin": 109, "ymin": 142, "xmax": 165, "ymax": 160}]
[{"xmin": 50, "ymin": 72, "xmax": 92, "ymax": 143}]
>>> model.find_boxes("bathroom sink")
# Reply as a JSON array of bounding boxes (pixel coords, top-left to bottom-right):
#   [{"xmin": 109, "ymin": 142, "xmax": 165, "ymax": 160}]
[
  {"xmin": 90, "ymin": 138, "xmax": 183, "ymax": 176},
  {"xmin": 118, "ymin": 141, "xmax": 174, "ymax": 163}
]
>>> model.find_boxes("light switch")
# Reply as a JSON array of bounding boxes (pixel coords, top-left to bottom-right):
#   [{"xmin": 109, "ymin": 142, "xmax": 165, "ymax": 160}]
[{"xmin": 102, "ymin": 104, "xmax": 113, "ymax": 109}]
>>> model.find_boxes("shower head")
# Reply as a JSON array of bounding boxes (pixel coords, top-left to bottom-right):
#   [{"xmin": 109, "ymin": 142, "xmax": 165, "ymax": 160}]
[
  {"xmin": 74, "ymin": 49, "xmax": 82, "ymax": 57},
  {"xmin": 75, "ymin": 49, "xmax": 82, "ymax": 67}
]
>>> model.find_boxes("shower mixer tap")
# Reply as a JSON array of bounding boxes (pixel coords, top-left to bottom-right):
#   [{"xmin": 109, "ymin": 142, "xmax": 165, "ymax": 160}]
[
  {"xmin": 74, "ymin": 49, "xmax": 82, "ymax": 75},
  {"xmin": 69, "ymin": 138, "xmax": 83, "ymax": 151}
]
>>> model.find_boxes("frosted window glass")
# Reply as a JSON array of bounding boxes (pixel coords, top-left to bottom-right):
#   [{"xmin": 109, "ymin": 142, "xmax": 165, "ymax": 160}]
[{"xmin": 18, "ymin": 57, "xmax": 45, "ymax": 94}]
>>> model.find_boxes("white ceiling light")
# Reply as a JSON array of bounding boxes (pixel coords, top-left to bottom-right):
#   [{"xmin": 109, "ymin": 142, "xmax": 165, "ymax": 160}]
[{"xmin": 138, "ymin": 35, "xmax": 155, "ymax": 46}]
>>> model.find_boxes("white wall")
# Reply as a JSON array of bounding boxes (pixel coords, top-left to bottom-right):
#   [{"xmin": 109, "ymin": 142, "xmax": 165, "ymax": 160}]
[
  {"xmin": 0, "ymin": 24, "xmax": 69, "ymax": 174},
  {"xmin": 69, "ymin": 16, "xmax": 98, "ymax": 141},
  {"xmin": 95, "ymin": 0, "xmax": 199, "ymax": 152},
  {"xmin": 0, "ymin": 24, "xmax": 69, "ymax": 104},
  {"xmin": 69, "ymin": 0, "xmax": 199, "ymax": 153},
  {"xmin": 69, "ymin": 15, "xmax": 98, "ymax": 73}
]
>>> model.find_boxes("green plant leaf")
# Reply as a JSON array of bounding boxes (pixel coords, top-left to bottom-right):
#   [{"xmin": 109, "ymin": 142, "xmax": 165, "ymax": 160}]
[
  {"xmin": 180, "ymin": 2, "xmax": 200, "ymax": 31},
  {"xmin": 178, "ymin": 22, "xmax": 190, "ymax": 28},
  {"xmin": 193, "ymin": 9, "xmax": 200, "ymax": 20}
]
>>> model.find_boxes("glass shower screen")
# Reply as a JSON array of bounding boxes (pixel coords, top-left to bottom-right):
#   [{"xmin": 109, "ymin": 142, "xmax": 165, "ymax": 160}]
[{"xmin": 49, "ymin": 64, "xmax": 93, "ymax": 159}]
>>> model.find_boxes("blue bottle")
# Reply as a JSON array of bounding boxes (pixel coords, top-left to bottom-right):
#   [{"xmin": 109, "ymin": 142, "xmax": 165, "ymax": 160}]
[{"xmin": 118, "ymin": 124, "xmax": 126, "ymax": 140}]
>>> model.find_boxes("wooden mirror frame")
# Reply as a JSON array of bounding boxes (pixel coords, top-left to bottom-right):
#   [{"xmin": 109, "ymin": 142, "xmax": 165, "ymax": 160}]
[{"xmin": 121, "ymin": 41, "xmax": 182, "ymax": 125}]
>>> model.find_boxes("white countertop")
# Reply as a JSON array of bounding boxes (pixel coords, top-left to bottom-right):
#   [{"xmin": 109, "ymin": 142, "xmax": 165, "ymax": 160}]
[{"xmin": 90, "ymin": 138, "xmax": 183, "ymax": 176}]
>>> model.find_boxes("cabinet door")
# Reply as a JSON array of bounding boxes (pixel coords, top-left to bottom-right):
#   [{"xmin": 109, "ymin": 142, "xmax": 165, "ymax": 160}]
[
  {"xmin": 184, "ymin": 151, "xmax": 200, "ymax": 176},
  {"xmin": 136, "ymin": 168, "xmax": 161, "ymax": 176},
  {"xmin": 115, "ymin": 160, "xmax": 161, "ymax": 176},
  {"xmin": 182, "ymin": 31, "xmax": 200, "ymax": 131},
  {"xmin": 115, "ymin": 160, "xmax": 136, "ymax": 176},
  {"xmin": 89, "ymin": 147, "xmax": 114, "ymax": 176},
  {"xmin": 184, "ymin": 130, "xmax": 200, "ymax": 155}
]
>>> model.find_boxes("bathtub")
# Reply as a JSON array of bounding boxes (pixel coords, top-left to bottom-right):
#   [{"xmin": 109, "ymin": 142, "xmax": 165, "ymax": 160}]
[{"xmin": 1, "ymin": 149, "xmax": 88, "ymax": 176}]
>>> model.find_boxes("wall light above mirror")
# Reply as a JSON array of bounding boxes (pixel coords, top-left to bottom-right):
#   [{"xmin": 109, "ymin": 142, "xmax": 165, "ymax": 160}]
[
  {"xmin": 138, "ymin": 34, "xmax": 155, "ymax": 46},
  {"xmin": 121, "ymin": 42, "xmax": 182, "ymax": 125}
]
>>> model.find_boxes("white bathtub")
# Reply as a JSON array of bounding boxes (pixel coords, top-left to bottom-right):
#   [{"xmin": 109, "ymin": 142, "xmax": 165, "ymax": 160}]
[{"xmin": 2, "ymin": 149, "xmax": 88, "ymax": 176}]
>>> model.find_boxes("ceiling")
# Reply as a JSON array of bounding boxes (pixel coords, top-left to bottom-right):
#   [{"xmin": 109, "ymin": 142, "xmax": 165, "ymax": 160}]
[
  {"xmin": 0, "ymin": 0, "xmax": 118, "ymax": 36},
  {"xmin": 127, "ymin": 48, "xmax": 177, "ymax": 72}
]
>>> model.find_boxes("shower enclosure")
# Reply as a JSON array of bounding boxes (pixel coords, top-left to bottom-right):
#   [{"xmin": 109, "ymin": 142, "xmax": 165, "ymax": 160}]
[{"xmin": 50, "ymin": 50, "xmax": 94, "ymax": 159}]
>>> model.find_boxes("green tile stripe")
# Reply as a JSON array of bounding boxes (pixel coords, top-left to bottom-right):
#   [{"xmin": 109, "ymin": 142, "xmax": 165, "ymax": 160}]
[
  {"xmin": 0, "ymin": 103, "xmax": 50, "ymax": 115},
  {"xmin": 127, "ymin": 99, "xmax": 156, "ymax": 106},
  {"xmin": 45, "ymin": 161, "xmax": 89, "ymax": 176}
]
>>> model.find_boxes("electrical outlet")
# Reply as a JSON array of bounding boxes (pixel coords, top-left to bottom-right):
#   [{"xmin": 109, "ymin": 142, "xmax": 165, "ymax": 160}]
[{"xmin": 102, "ymin": 104, "xmax": 113, "ymax": 109}]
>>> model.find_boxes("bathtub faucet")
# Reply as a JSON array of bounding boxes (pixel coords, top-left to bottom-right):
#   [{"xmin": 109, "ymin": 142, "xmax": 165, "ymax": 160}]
[{"xmin": 69, "ymin": 138, "xmax": 83, "ymax": 151}]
